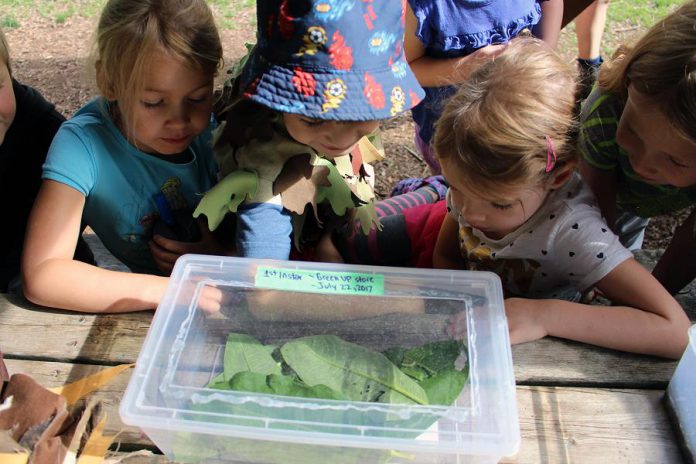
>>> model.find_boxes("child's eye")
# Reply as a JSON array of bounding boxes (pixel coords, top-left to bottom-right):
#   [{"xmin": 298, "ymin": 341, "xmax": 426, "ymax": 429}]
[
  {"xmin": 667, "ymin": 155, "xmax": 690, "ymax": 168},
  {"xmin": 188, "ymin": 96, "xmax": 209, "ymax": 104},
  {"xmin": 491, "ymin": 202, "xmax": 513, "ymax": 210},
  {"xmin": 301, "ymin": 118, "xmax": 326, "ymax": 127},
  {"xmin": 142, "ymin": 100, "xmax": 163, "ymax": 108}
]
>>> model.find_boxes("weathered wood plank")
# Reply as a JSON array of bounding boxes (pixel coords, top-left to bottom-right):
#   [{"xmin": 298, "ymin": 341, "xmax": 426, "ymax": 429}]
[
  {"xmin": 512, "ymin": 339, "xmax": 678, "ymax": 388},
  {"xmin": 504, "ymin": 386, "xmax": 682, "ymax": 464},
  {"xmin": 5, "ymin": 360, "xmax": 680, "ymax": 464},
  {"xmin": 1, "ymin": 292, "xmax": 688, "ymax": 386},
  {"xmin": 0, "ymin": 294, "xmax": 152, "ymax": 364}
]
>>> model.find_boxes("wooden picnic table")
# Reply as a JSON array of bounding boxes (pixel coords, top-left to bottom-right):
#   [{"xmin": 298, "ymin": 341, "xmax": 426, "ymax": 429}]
[{"xmin": 1, "ymin": 249, "xmax": 694, "ymax": 463}]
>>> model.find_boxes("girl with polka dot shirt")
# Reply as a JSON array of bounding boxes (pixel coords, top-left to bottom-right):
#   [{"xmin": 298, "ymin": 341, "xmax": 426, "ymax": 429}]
[
  {"xmin": 433, "ymin": 38, "xmax": 690, "ymax": 359},
  {"xmin": 327, "ymin": 37, "xmax": 690, "ymax": 358}
]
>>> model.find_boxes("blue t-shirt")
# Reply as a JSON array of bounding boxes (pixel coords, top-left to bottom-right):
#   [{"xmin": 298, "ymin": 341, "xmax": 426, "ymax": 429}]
[
  {"xmin": 43, "ymin": 98, "xmax": 218, "ymax": 274},
  {"xmin": 409, "ymin": 0, "xmax": 542, "ymax": 144}
]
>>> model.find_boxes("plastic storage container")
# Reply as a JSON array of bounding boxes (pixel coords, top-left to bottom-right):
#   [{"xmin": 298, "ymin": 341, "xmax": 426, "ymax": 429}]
[
  {"xmin": 665, "ymin": 324, "xmax": 696, "ymax": 463},
  {"xmin": 120, "ymin": 255, "xmax": 519, "ymax": 464}
]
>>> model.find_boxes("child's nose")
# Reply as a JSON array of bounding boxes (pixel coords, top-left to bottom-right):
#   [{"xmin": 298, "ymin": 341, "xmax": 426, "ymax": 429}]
[
  {"xmin": 463, "ymin": 209, "xmax": 486, "ymax": 223},
  {"xmin": 458, "ymin": 200, "xmax": 485, "ymax": 223},
  {"xmin": 328, "ymin": 121, "xmax": 376, "ymax": 145},
  {"xmin": 167, "ymin": 104, "xmax": 190, "ymax": 126},
  {"xmin": 629, "ymin": 148, "xmax": 657, "ymax": 176},
  {"xmin": 328, "ymin": 129, "xmax": 360, "ymax": 148},
  {"xmin": 355, "ymin": 121, "xmax": 377, "ymax": 136}
]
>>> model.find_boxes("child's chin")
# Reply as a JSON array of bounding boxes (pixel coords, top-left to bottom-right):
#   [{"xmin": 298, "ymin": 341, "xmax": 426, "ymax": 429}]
[
  {"xmin": 324, "ymin": 151, "xmax": 350, "ymax": 159},
  {"xmin": 635, "ymin": 174, "xmax": 661, "ymax": 186},
  {"xmin": 316, "ymin": 144, "xmax": 355, "ymax": 158}
]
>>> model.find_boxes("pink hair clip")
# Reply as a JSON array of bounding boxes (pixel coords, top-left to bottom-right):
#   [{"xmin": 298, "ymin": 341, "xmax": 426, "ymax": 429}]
[{"xmin": 545, "ymin": 136, "xmax": 557, "ymax": 173}]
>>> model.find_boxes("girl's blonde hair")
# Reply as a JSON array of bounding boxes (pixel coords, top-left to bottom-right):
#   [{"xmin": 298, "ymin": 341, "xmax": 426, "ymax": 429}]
[
  {"xmin": 599, "ymin": 1, "xmax": 696, "ymax": 142},
  {"xmin": 434, "ymin": 38, "xmax": 578, "ymax": 198},
  {"xmin": 91, "ymin": 0, "xmax": 222, "ymax": 123},
  {"xmin": 0, "ymin": 28, "xmax": 11, "ymax": 76}
]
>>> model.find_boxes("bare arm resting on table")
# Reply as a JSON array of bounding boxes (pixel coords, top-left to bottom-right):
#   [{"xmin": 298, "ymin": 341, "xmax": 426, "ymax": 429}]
[
  {"xmin": 22, "ymin": 180, "xmax": 168, "ymax": 313},
  {"xmin": 504, "ymin": 258, "xmax": 691, "ymax": 359}
]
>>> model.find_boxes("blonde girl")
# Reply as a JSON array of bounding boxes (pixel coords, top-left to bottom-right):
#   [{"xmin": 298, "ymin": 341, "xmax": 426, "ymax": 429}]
[
  {"xmin": 579, "ymin": 1, "xmax": 696, "ymax": 296},
  {"xmin": 431, "ymin": 38, "xmax": 689, "ymax": 359},
  {"xmin": 22, "ymin": 0, "xmax": 225, "ymax": 313}
]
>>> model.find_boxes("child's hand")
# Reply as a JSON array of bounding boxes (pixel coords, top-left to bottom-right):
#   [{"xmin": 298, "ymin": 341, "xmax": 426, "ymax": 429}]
[
  {"xmin": 197, "ymin": 284, "xmax": 224, "ymax": 315},
  {"xmin": 460, "ymin": 43, "xmax": 509, "ymax": 74},
  {"xmin": 149, "ymin": 219, "xmax": 230, "ymax": 274},
  {"xmin": 504, "ymin": 297, "xmax": 549, "ymax": 345},
  {"xmin": 314, "ymin": 230, "xmax": 344, "ymax": 263},
  {"xmin": 446, "ymin": 310, "xmax": 467, "ymax": 340}
]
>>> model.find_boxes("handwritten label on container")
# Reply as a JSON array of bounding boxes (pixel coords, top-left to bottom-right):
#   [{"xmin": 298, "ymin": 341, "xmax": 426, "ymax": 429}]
[{"xmin": 255, "ymin": 267, "xmax": 385, "ymax": 296}]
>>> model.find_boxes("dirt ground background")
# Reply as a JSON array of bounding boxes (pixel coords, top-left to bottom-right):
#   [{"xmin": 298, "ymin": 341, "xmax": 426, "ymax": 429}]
[{"xmin": 4, "ymin": 10, "xmax": 690, "ymax": 250}]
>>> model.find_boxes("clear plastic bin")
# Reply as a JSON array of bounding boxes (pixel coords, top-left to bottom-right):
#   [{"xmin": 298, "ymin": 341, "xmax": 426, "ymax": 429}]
[
  {"xmin": 120, "ymin": 255, "xmax": 519, "ymax": 464},
  {"xmin": 665, "ymin": 324, "xmax": 696, "ymax": 462}
]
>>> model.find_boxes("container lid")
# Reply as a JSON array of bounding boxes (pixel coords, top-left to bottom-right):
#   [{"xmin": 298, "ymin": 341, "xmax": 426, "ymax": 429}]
[{"xmin": 120, "ymin": 255, "xmax": 520, "ymax": 459}]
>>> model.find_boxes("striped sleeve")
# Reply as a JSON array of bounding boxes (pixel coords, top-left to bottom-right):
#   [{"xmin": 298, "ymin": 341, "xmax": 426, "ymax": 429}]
[{"xmin": 579, "ymin": 89, "xmax": 624, "ymax": 171}]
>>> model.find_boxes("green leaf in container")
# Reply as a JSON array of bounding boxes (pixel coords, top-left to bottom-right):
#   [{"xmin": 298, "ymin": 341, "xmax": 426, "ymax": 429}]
[
  {"xmin": 398, "ymin": 339, "xmax": 463, "ymax": 381},
  {"xmin": 229, "ymin": 371, "xmax": 275, "ymax": 394},
  {"xmin": 280, "ymin": 335, "xmax": 429, "ymax": 405},
  {"xmin": 267, "ymin": 374, "xmax": 345, "ymax": 400},
  {"xmin": 228, "ymin": 372, "xmax": 346, "ymax": 400},
  {"xmin": 173, "ymin": 431, "xmax": 397, "ymax": 464},
  {"xmin": 223, "ymin": 333, "xmax": 281, "ymax": 381},
  {"xmin": 206, "ymin": 372, "xmax": 230, "ymax": 389},
  {"xmin": 382, "ymin": 346, "xmax": 406, "ymax": 367},
  {"xmin": 418, "ymin": 369, "xmax": 469, "ymax": 406}
]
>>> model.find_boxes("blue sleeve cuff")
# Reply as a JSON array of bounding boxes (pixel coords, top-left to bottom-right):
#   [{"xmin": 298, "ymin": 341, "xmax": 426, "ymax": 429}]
[{"xmin": 236, "ymin": 203, "xmax": 293, "ymax": 260}]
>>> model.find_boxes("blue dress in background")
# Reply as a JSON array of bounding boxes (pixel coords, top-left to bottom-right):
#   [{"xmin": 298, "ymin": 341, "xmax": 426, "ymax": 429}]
[{"xmin": 409, "ymin": 0, "xmax": 542, "ymax": 171}]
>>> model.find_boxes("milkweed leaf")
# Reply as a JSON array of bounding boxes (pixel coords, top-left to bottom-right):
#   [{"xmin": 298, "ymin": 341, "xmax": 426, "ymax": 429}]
[
  {"xmin": 223, "ymin": 333, "xmax": 281, "ymax": 382},
  {"xmin": 280, "ymin": 335, "xmax": 428, "ymax": 405}
]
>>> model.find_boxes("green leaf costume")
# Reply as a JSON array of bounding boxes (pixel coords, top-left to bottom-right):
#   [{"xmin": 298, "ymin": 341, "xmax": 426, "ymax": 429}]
[{"xmin": 193, "ymin": 99, "xmax": 384, "ymax": 251}]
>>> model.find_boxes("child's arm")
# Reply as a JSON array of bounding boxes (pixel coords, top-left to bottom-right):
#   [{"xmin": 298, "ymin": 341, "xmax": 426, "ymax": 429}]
[
  {"xmin": 505, "ymin": 258, "xmax": 691, "ymax": 359},
  {"xmin": 432, "ymin": 213, "xmax": 465, "ymax": 269},
  {"xmin": 534, "ymin": 0, "xmax": 564, "ymax": 48},
  {"xmin": 314, "ymin": 229, "xmax": 345, "ymax": 263},
  {"xmin": 579, "ymin": 159, "xmax": 619, "ymax": 232},
  {"xmin": 404, "ymin": 3, "xmax": 507, "ymax": 87},
  {"xmin": 22, "ymin": 180, "xmax": 169, "ymax": 313},
  {"xmin": 245, "ymin": 291, "xmax": 425, "ymax": 322},
  {"xmin": 652, "ymin": 208, "xmax": 696, "ymax": 294}
]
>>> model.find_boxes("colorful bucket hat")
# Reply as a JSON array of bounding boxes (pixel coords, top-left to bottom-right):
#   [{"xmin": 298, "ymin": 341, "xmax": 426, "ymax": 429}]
[{"xmin": 239, "ymin": 0, "xmax": 425, "ymax": 121}]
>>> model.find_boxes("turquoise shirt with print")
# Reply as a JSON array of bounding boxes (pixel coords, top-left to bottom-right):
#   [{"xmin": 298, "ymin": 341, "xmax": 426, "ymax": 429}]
[{"xmin": 42, "ymin": 98, "xmax": 218, "ymax": 275}]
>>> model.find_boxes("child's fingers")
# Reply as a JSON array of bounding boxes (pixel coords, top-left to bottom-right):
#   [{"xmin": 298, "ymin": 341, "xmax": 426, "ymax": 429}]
[
  {"xmin": 152, "ymin": 234, "xmax": 188, "ymax": 254},
  {"xmin": 197, "ymin": 285, "xmax": 224, "ymax": 315},
  {"xmin": 446, "ymin": 311, "xmax": 468, "ymax": 339},
  {"xmin": 148, "ymin": 240, "xmax": 179, "ymax": 274}
]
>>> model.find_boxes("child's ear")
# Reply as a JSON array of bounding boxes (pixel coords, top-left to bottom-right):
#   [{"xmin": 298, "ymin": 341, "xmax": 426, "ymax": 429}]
[
  {"xmin": 95, "ymin": 60, "xmax": 117, "ymax": 101},
  {"xmin": 549, "ymin": 163, "xmax": 576, "ymax": 189}
]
